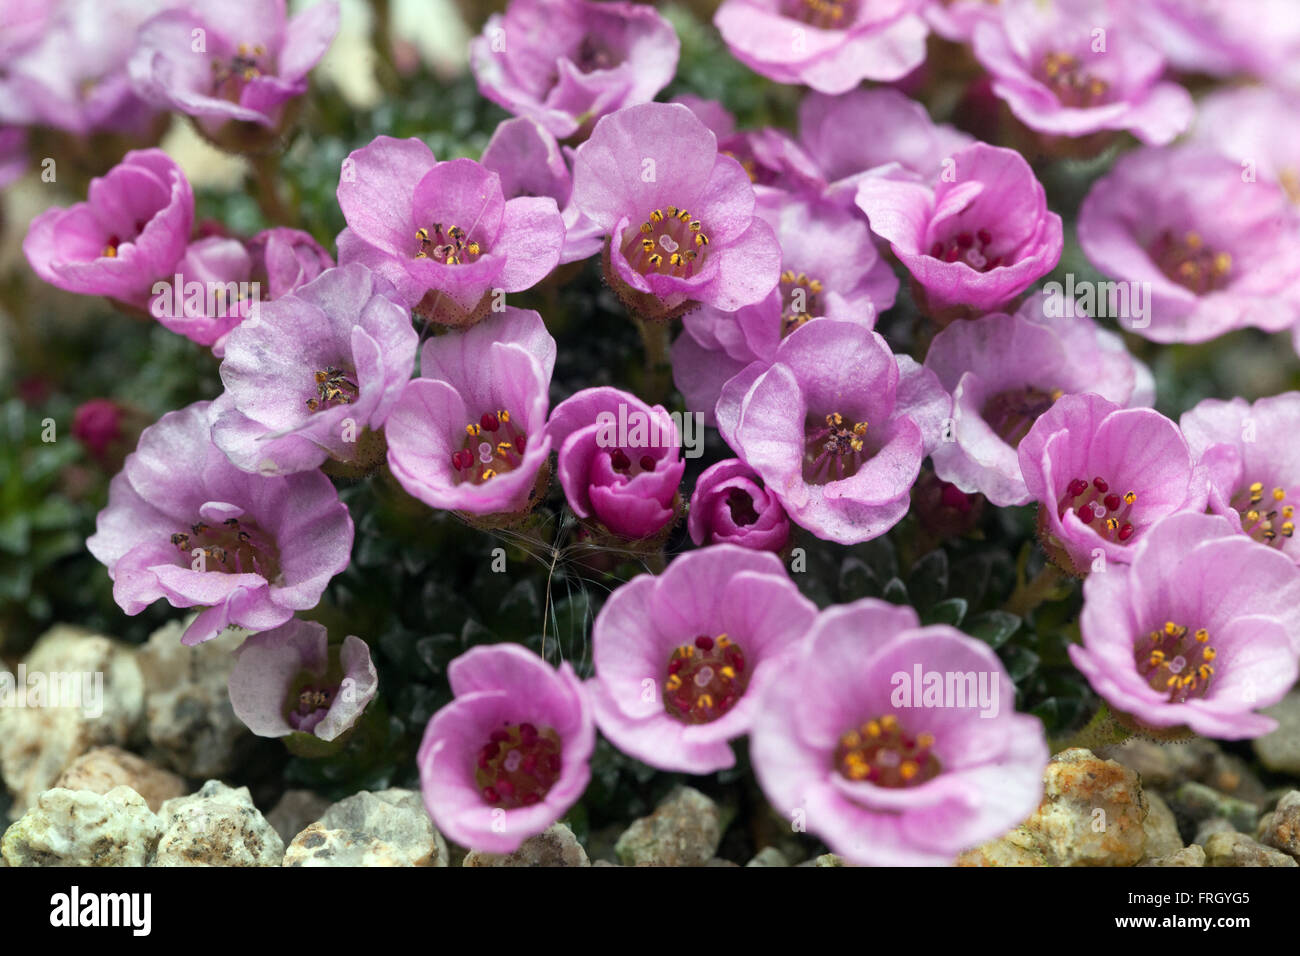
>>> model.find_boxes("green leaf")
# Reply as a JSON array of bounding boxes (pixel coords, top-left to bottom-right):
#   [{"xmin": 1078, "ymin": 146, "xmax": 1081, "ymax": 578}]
[
  {"xmin": 922, "ymin": 597, "xmax": 968, "ymax": 627},
  {"xmin": 965, "ymin": 610, "xmax": 1022, "ymax": 649}
]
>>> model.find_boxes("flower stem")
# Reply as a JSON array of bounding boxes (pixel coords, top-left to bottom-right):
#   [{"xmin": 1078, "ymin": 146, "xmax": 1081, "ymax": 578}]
[
  {"xmin": 631, "ymin": 314, "xmax": 673, "ymax": 406},
  {"xmin": 1048, "ymin": 704, "xmax": 1131, "ymax": 754},
  {"xmin": 249, "ymin": 152, "xmax": 296, "ymax": 228},
  {"xmin": 1003, "ymin": 561, "xmax": 1066, "ymax": 618}
]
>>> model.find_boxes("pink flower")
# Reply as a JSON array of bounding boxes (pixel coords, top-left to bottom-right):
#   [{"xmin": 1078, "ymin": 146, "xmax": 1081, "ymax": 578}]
[
  {"xmin": 210, "ymin": 264, "xmax": 418, "ymax": 476},
  {"xmin": 1071, "ymin": 512, "xmax": 1300, "ymax": 739},
  {"xmin": 386, "ymin": 308, "xmax": 556, "ymax": 517},
  {"xmin": 86, "ymin": 401, "xmax": 354, "ymax": 646},
  {"xmin": 479, "ymin": 116, "xmax": 603, "ymax": 265},
  {"xmin": 23, "ymin": 148, "xmax": 194, "ymax": 308},
  {"xmin": 1180, "ymin": 393, "xmax": 1300, "ymax": 563},
  {"xmin": 798, "ymin": 87, "xmax": 973, "ymax": 206},
  {"xmin": 672, "ymin": 190, "xmax": 897, "ymax": 421},
  {"xmin": 1077, "ymin": 144, "xmax": 1300, "ymax": 343},
  {"xmin": 129, "ymin": 0, "xmax": 339, "ymax": 143},
  {"xmin": 714, "ymin": 0, "xmax": 929, "ymax": 94},
  {"xmin": 716, "ymin": 319, "xmax": 951, "ymax": 544},
  {"xmin": 688, "ymin": 459, "xmax": 791, "ymax": 552},
  {"xmin": 588, "ymin": 545, "xmax": 816, "ymax": 773},
  {"xmin": 751, "ymin": 598, "xmax": 1049, "ymax": 866},
  {"xmin": 469, "ymin": 0, "xmax": 679, "ymax": 140},
  {"xmin": 571, "ymin": 102, "xmax": 781, "ymax": 320},
  {"xmin": 925, "ymin": 300, "xmax": 1153, "ymax": 506},
  {"xmin": 855, "ymin": 142, "xmax": 1063, "ymax": 317},
  {"xmin": 545, "ymin": 387, "xmax": 685, "ymax": 540},
  {"xmin": 1018, "ymin": 393, "xmax": 1204, "ymax": 575},
  {"xmin": 971, "ymin": 0, "xmax": 1193, "ymax": 145},
  {"xmin": 228, "ymin": 619, "xmax": 378, "ymax": 741},
  {"xmin": 418, "ymin": 644, "xmax": 594, "ymax": 853},
  {"xmin": 337, "ymin": 135, "xmax": 565, "ymax": 327},
  {"xmin": 924, "ymin": 0, "xmax": 1004, "ymax": 42}
]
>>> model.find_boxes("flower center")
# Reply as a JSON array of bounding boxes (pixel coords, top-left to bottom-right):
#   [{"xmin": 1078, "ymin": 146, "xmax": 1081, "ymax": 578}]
[
  {"xmin": 414, "ymin": 224, "xmax": 483, "ymax": 265},
  {"xmin": 664, "ymin": 634, "xmax": 749, "ymax": 724},
  {"xmin": 784, "ymin": 0, "xmax": 858, "ymax": 29},
  {"xmin": 623, "ymin": 206, "xmax": 708, "ymax": 278},
  {"xmin": 211, "ymin": 42, "xmax": 269, "ymax": 100},
  {"xmin": 1038, "ymin": 50, "xmax": 1109, "ymax": 107},
  {"xmin": 573, "ymin": 34, "xmax": 618, "ymax": 72},
  {"xmin": 450, "ymin": 409, "xmax": 528, "ymax": 484},
  {"xmin": 305, "ymin": 366, "xmax": 359, "ymax": 412},
  {"xmin": 804, "ymin": 412, "xmax": 869, "ymax": 484},
  {"xmin": 1230, "ymin": 480, "xmax": 1295, "ymax": 546},
  {"xmin": 1058, "ymin": 475, "xmax": 1137, "ymax": 542},
  {"xmin": 929, "ymin": 229, "xmax": 1001, "ymax": 271},
  {"xmin": 982, "ymin": 385, "xmax": 1062, "ymax": 447},
  {"xmin": 834, "ymin": 714, "xmax": 940, "ymax": 788},
  {"xmin": 169, "ymin": 516, "xmax": 281, "ymax": 578},
  {"xmin": 1150, "ymin": 230, "xmax": 1232, "ymax": 294},
  {"xmin": 779, "ymin": 270, "xmax": 825, "ymax": 336},
  {"xmin": 726, "ymin": 488, "xmax": 760, "ymax": 526},
  {"xmin": 289, "ymin": 684, "xmax": 335, "ymax": 733},
  {"xmin": 1134, "ymin": 620, "xmax": 1217, "ymax": 703},
  {"xmin": 475, "ymin": 722, "xmax": 563, "ymax": 809}
]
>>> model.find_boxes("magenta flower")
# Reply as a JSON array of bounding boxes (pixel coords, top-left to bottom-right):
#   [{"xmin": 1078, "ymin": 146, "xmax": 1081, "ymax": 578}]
[
  {"xmin": 925, "ymin": 302, "xmax": 1154, "ymax": 506},
  {"xmin": 1137, "ymin": 0, "xmax": 1300, "ymax": 84},
  {"xmin": 1078, "ymin": 145, "xmax": 1300, "ymax": 343},
  {"xmin": 589, "ymin": 545, "xmax": 816, "ymax": 773},
  {"xmin": 1071, "ymin": 512, "xmax": 1300, "ymax": 739},
  {"xmin": 1190, "ymin": 86, "xmax": 1300, "ymax": 209},
  {"xmin": 23, "ymin": 148, "xmax": 194, "ymax": 308},
  {"xmin": 147, "ymin": 227, "xmax": 333, "ymax": 353},
  {"xmin": 924, "ymin": 0, "xmax": 1004, "ymax": 42},
  {"xmin": 209, "ymin": 264, "xmax": 418, "ymax": 476},
  {"xmin": 688, "ymin": 459, "xmax": 791, "ymax": 552},
  {"xmin": 751, "ymin": 598, "xmax": 1049, "ymax": 866},
  {"xmin": 855, "ymin": 142, "xmax": 1063, "ymax": 317},
  {"xmin": 480, "ymin": 117, "xmax": 603, "ymax": 265},
  {"xmin": 1019, "ymin": 393, "xmax": 1204, "ymax": 575},
  {"xmin": 337, "ymin": 135, "xmax": 565, "ymax": 327},
  {"xmin": 971, "ymin": 0, "xmax": 1193, "ymax": 146},
  {"xmin": 672, "ymin": 190, "xmax": 896, "ymax": 420},
  {"xmin": 546, "ymin": 387, "xmax": 686, "ymax": 540},
  {"xmin": 0, "ymin": 0, "xmax": 162, "ymax": 135},
  {"xmin": 798, "ymin": 87, "xmax": 973, "ymax": 205},
  {"xmin": 716, "ymin": 319, "xmax": 951, "ymax": 544},
  {"xmin": 673, "ymin": 95, "xmax": 825, "ymax": 198},
  {"xmin": 1180, "ymin": 393, "xmax": 1300, "ymax": 563},
  {"xmin": 469, "ymin": 0, "xmax": 679, "ymax": 140},
  {"xmin": 570, "ymin": 102, "xmax": 781, "ymax": 321},
  {"xmin": 713, "ymin": 0, "xmax": 929, "ymax": 94},
  {"xmin": 86, "ymin": 401, "xmax": 354, "ymax": 647},
  {"xmin": 128, "ymin": 0, "xmax": 339, "ymax": 143},
  {"xmin": 417, "ymin": 644, "xmax": 594, "ymax": 854},
  {"xmin": 386, "ymin": 308, "xmax": 556, "ymax": 518},
  {"xmin": 228, "ymin": 620, "xmax": 379, "ymax": 742}
]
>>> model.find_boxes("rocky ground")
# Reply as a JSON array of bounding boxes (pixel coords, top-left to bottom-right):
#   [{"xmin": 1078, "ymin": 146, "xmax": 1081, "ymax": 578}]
[{"xmin": 3, "ymin": 623, "xmax": 1300, "ymax": 866}]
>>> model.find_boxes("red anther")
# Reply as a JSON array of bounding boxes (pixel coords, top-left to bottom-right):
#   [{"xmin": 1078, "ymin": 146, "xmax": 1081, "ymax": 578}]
[
  {"xmin": 1067, "ymin": 478, "xmax": 1088, "ymax": 498},
  {"xmin": 480, "ymin": 412, "xmax": 500, "ymax": 432},
  {"xmin": 1104, "ymin": 494, "xmax": 1121, "ymax": 511},
  {"xmin": 496, "ymin": 779, "xmax": 515, "ymax": 799},
  {"xmin": 944, "ymin": 246, "xmax": 961, "ymax": 263},
  {"xmin": 489, "ymin": 728, "xmax": 510, "ymax": 744},
  {"xmin": 520, "ymin": 792, "xmax": 541, "ymax": 806},
  {"xmin": 727, "ymin": 648, "xmax": 746, "ymax": 672},
  {"xmin": 956, "ymin": 232, "xmax": 974, "ymax": 249},
  {"xmin": 667, "ymin": 657, "xmax": 684, "ymax": 675},
  {"xmin": 521, "ymin": 753, "xmax": 538, "ymax": 774},
  {"xmin": 694, "ymin": 635, "xmax": 714, "ymax": 651},
  {"xmin": 930, "ymin": 241, "xmax": 944, "ymax": 257},
  {"xmin": 482, "ymin": 786, "xmax": 500, "ymax": 803},
  {"xmin": 1118, "ymin": 523, "xmax": 1135, "ymax": 541},
  {"xmin": 977, "ymin": 229, "xmax": 993, "ymax": 245},
  {"xmin": 610, "ymin": 449, "xmax": 631, "ymax": 471},
  {"xmin": 1092, "ymin": 477, "xmax": 1109, "ymax": 492},
  {"xmin": 1076, "ymin": 505, "xmax": 1095, "ymax": 524},
  {"xmin": 639, "ymin": 455, "xmax": 655, "ymax": 471},
  {"xmin": 515, "ymin": 433, "xmax": 527, "ymax": 453},
  {"xmin": 518, "ymin": 722, "xmax": 538, "ymax": 744}
]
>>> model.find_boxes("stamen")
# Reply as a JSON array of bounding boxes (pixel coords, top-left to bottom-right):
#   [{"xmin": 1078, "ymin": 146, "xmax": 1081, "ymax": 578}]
[
  {"xmin": 451, "ymin": 408, "xmax": 527, "ymax": 485},
  {"xmin": 664, "ymin": 635, "xmax": 749, "ymax": 724},
  {"xmin": 834, "ymin": 714, "xmax": 940, "ymax": 788},
  {"xmin": 1134, "ymin": 620, "xmax": 1217, "ymax": 703}
]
